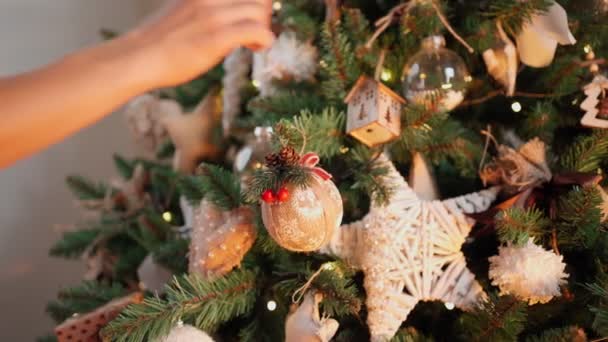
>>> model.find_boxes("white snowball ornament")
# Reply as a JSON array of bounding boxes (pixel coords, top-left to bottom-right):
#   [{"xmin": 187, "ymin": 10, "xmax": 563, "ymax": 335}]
[
  {"xmin": 515, "ymin": 1, "xmax": 576, "ymax": 68},
  {"xmin": 157, "ymin": 324, "xmax": 215, "ymax": 342},
  {"xmin": 489, "ymin": 238, "xmax": 568, "ymax": 305},
  {"xmin": 253, "ymin": 31, "xmax": 318, "ymax": 96}
]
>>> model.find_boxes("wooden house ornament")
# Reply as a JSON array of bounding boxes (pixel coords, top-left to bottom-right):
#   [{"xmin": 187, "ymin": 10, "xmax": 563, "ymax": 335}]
[{"xmin": 344, "ymin": 76, "xmax": 405, "ymax": 147}]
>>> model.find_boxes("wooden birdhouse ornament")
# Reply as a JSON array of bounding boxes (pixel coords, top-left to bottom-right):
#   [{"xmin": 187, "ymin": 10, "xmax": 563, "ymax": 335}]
[{"xmin": 344, "ymin": 76, "xmax": 405, "ymax": 147}]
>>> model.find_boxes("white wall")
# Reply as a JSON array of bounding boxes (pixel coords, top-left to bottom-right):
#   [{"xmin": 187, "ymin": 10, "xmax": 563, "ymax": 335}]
[{"xmin": 0, "ymin": 1, "xmax": 158, "ymax": 340}]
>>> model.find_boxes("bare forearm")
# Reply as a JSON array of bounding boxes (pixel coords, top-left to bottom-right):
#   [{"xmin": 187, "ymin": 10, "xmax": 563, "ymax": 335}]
[
  {"xmin": 0, "ymin": 34, "xmax": 150, "ymax": 167},
  {"xmin": 0, "ymin": 0, "xmax": 273, "ymax": 168}
]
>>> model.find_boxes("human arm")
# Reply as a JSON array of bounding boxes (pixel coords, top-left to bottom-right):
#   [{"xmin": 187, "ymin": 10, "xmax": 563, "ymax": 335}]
[{"xmin": 0, "ymin": 0, "xmax": 273, "ymax": 168}]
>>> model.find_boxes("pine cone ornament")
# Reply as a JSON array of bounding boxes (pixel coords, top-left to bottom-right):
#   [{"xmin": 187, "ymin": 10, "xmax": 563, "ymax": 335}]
[
  {"xmin": 261, "ymin": 153, "xmax": 343, "ymax": 252},
  {"xmin": 489, "ymin": 238, "xmax": 568, "ymax": 305},
  {"xmin": 265, "ymin": 146, "xmax": 301, "ymax": 169},
  {"xmin": 279, "ymin": 146, "xmax": 301, "ymax": 166}
]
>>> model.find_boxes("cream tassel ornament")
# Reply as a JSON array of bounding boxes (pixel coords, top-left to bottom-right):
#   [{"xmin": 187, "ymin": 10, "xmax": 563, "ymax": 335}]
[
  {"xmin": 222, "ymin": 48, "xmax": 253, "ymax": 136},
  {"xmin": 489, "ymin": 238, "xmax": 568, "ymax": 305}
]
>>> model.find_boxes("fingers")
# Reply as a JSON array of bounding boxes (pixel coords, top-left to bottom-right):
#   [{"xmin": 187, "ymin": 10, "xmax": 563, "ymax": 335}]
[
  {"xmin": 210, "ymin": 19, "xmax": 275, "ymax": 53},
  {"xmin": 202, "ymin": 2, "xmax": 270, "ymax": 29}
]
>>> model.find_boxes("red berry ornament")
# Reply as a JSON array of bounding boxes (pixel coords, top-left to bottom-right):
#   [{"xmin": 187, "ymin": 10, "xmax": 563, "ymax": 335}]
[
  {"xmin": 261, "ymin": 189, "xmax": 275, "ymax": 203},
  {"xmin": 277, "ymin": 187, "xmax": 290, "ymax": 202}
]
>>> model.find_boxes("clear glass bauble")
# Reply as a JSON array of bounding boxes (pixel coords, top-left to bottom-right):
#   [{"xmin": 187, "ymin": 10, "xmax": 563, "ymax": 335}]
[
  {"xmin": 401, "ymin": 36, "xmax": 472, "ymax": 111},
  {"xmin": 233, "ymin": 127, "xmax": 273, "ymax": 177}
]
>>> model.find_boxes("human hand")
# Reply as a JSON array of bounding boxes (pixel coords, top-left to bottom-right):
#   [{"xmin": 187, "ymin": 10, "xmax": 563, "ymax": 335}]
[{"xmin": 128, "ymin": 0, "xmax": 274, "ymax": 89}]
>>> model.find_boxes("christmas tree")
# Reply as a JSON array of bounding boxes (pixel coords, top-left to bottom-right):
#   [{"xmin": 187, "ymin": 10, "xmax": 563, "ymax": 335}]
[{"xmin": 43, "ymin": 1, "xmax": 608, "ymax": 341}]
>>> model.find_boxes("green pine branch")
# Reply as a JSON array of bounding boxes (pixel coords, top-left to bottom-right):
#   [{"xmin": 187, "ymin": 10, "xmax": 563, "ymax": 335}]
[
  {"xmin": 584, "ymin": 280, "xmax": 608, "ymax": 336},
  {"xmin": 274, "ymin": 261, "xmax": 361, "ymax": 319},
  {"xmin": 66, "ymin": 175, "xmax": 108, "ymax": 200},
  {"xmin": 102, "ymin": 269, "xmax": 258, "ymax": 342},
  {"xmin": 495, "ymin": 207, "xmax": 549, "ymax": 246},
  {"xmin": 520, "ymin": 102, "xmax": 558, "ymax": 143},
  {"xmin": 348, "ymin": 146, "xmax": 394, "ymax": 207},
  {"xmin": 274, "ymin": 107, "xmax": 345, "ymax": 159},
  {"xmin": 486, "ymin": 0, "xmax": 552, "ymax": 36},
  {"xmin": 46, "ymin": 281, "xmax": 127, "ymax": 323},
  {"xmin": 197, "ymin": 163, "xmax": 242, "ymax": 210},
  {"xmin": 247, "ymin": 90, "xmax": 326, "ymax": 126},
  {"xmin": 525, "ymin": 326, "xmax": 587, "ymax": 342},
  {"xmin": 320, "ymin": 21, "xmax": 360, "ymax": 103},
  {"xmin": 560, "ymin": 129, "xmax": 608, "ymax": 173},
  {"xmin": 152, "ymin": 238, "xmax": 189, "ymax": 274},
  {"xmin": 49, "ymin": 228, "xmax": 102, "ymax": 259},
  {"xmin": 556, "ymin": 186, "xmax": 603, "ymax": 249},
  {"xmin": 176, "ymin": 174, "xmax": 206, "ymax": 204},
  {"xmin": 458, "ymin": 294, "xmax": 527, "ymax": 342},
  {"xmin": 391, "ymin": 327, "xmax": 434, "ymax": 342},
  {"xmin": 113, "ymin": 154, "xmax": 135, "ymax": 180}
]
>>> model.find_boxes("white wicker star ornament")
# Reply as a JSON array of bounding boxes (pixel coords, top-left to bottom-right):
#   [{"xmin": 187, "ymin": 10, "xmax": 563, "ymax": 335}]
[{"xmin": 323, "ymin": 155, "xmax": 499, "ymax": 341}]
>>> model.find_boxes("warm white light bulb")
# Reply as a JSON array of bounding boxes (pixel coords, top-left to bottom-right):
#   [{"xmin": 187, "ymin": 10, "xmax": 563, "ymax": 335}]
[
  {"xmin": 380, "ymin": 69, "xmax": 393, "ymax": 82},
  {"xmin": 584, "ymin": 44, "xmax": 593, "ymax": 54},
  {"xmin": 445, "ymin": 302, "xmax": 455, "ymax": 310},
  {"xmin": 511, "ymin": 101, "xmax": 522, "ymax": 113},
  {"xmin": 273, "ymin": 1, "xmax": 282, "ymax": 11},
  {"xmin": 162, "ymin": 211, "xmax": 172, "ymax": 222},
  {"xmin": 267, "ymin": 300, "xmax": 277, "ymax": 311}
]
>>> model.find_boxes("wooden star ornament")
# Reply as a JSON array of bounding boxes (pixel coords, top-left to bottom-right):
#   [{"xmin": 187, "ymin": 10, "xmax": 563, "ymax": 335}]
[
  {"xmin": 162, "ymin": 90, "xmax": 222, "ymax": 173},
  {"xmin": 322, "ymin": 155, "xmax": 499, "ymax": 341}
]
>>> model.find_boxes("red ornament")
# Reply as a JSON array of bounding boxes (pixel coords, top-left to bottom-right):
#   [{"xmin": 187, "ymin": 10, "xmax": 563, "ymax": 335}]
[
  {"xmin": 277, "ymin": 187, "xmax": 290, "ymax": 202},
  {"xmin": 261, "ymin": 189, "xmax": 275, "ymax": 203}
]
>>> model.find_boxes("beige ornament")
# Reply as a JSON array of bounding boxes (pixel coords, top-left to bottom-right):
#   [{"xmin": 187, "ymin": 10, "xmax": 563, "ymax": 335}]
[
  {"xmin": 222, "ymin": 48, "xmax": 253, "ymax": 136},
  {"xmin": 580, "ymin": 75, "xmax": 608, "ymax": 128},
  {"xmin": 188, "ymin": 201, "xmax": 256, "ymax": 278},
  {"xmin": 515, "ymin": 1, "xmax": 576, "ymax": 68},
  {"xmin": 56, "ymin": 292, "xmax": 143, "ymax": 342},
  {"xmin": 162, "ymin": 91, "xmax": 222, "ymax": 173},
  {"xmin": 285, "ymin": 292, "xmax": 339, "ymax": 342},
  {"xmin": 137, "ymin": 254, "xmax": 173, "ymax": 294},
  {"xmin": 409, "ymin": 152, "xmax": 439, "ymax": 201},
  {"xmin": 323, "ymin": 154, "xmax": 498, "ymax": 341},
  {"xmin": 482, "ymin": 21, "xmax": 518, "ymax": 96},
  {"xmin": 123, "ymin": 94, "xmax": 182, "ymax": 154},
  {"xmin": 480, "ymin": 137, "xmax": 552, "ymax": 192},
  {"xmin": 157, "ymin": 323, "xmax": 215, "ymax": 342},
  {"xmin": 261, "ymin": 173, "xmax": 343, "ymax": 252},
  {"xmin": 344, "ymin": 76, "xmax": 405, "ymax": 147}
]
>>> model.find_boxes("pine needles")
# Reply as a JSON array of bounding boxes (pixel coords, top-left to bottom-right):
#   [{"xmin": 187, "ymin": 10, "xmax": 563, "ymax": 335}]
[{"xmin": 102, "ymin": 270, "xmax": 258, "ymax": 342}]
